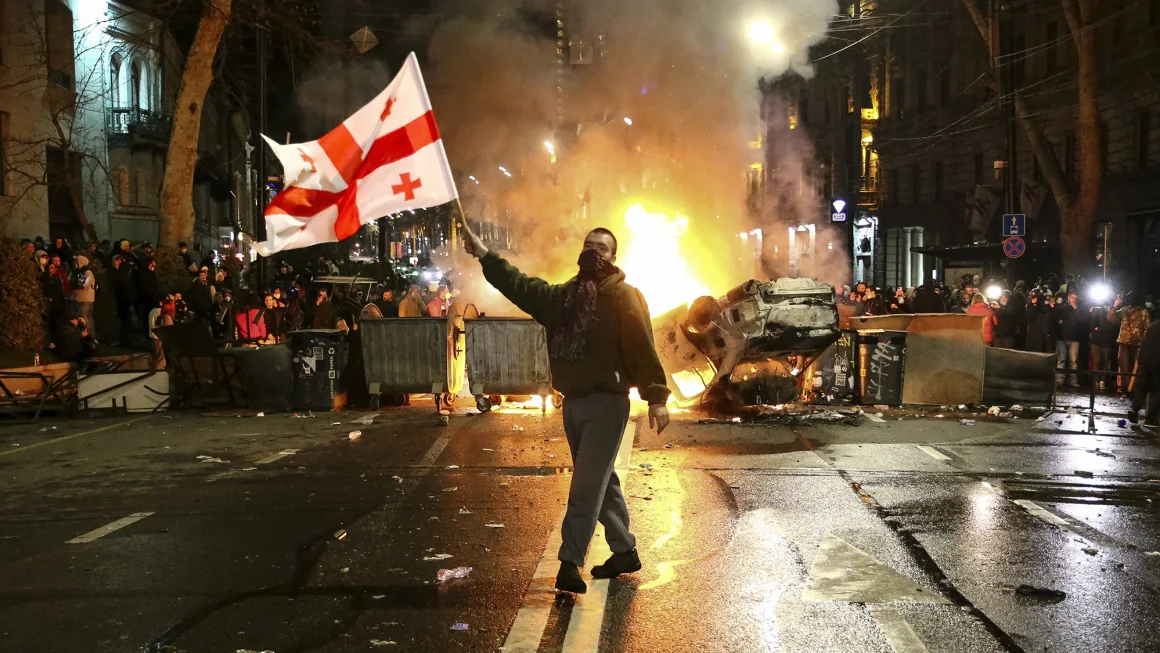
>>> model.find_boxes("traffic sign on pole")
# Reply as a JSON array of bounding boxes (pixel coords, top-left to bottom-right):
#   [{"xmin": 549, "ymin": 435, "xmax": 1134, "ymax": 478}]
[
  {"xmin": 1002, "ymin": 214, "xmax": 1026, "ymax": 237},
  {"xmin": 1003, "ymin": 236, "xmax": 1026, "ymax": 259}
]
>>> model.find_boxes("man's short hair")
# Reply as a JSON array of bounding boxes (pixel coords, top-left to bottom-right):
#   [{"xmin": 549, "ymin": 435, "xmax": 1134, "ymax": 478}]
[
  {"xmin": 179, "ymin": 242, "xmax": 188, "ymax": 248},
  {"xmin": 587, "ymin": 228, "xmax": 618, "ymax": 255}
]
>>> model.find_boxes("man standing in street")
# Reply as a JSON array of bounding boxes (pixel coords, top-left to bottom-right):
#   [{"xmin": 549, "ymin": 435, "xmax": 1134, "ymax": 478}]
[
  {"xmin": 1110, "ymin": 292, "xmax": 1151, "ymax": 395},
  {"xmin": 461, "ymin": 221, "xmax": 670, "ymax": 595}
]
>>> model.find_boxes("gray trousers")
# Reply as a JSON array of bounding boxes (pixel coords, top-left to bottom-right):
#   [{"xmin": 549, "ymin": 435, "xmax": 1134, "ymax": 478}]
[{"xmin": 558, "ymin": 393, "xmax": 636, "ymax": 566}]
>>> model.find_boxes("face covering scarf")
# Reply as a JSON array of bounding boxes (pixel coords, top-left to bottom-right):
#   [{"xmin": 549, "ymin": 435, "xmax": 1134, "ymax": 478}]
[{"xmin": 549, "ymin": 249, "xmax": 618, "ymax": 362}]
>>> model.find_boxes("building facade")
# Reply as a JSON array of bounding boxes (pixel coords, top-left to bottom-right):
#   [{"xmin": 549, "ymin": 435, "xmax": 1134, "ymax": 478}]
[
  {"xmin": 0, "ymin": 0, "xmax": 252, "ymax": 255},
  {"xmin": 761, "ymin": 0, "xmax": 1160, "ymax": 295}
]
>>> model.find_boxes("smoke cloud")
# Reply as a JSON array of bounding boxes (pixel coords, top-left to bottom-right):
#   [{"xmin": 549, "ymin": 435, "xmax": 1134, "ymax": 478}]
[{"xmin": 424, "ymin": 0, "xmax": 840, "ymax": 314}]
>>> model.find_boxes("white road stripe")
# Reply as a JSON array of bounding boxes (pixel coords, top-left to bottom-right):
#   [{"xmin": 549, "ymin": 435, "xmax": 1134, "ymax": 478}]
[
  {"xmin": 66, "ymin": 512, "xmax": 154, "ymax": 544},
  {"xmin": 255, "ymin": 448, "xmax": 299, "ymax": 465},
  {"xmin": 915, "ymin": 445, "xmax": 951, "ymax": 461},
  {"xmin": 504, "ymin": 419, "xmax": 637, "ymax": 653},
  {"xmin": 869, "ymin": 606, "xmax": 930, "ymax": 653},
  {"xmin": 1013, "ymin": 499, "xmax": 1071, "ymax": 527}
]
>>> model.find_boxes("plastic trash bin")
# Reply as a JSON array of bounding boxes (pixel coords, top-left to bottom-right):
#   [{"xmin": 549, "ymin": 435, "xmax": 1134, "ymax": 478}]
[{"xmin": 289, "ymin": 330, "xmax": 347, "ymax": 411}]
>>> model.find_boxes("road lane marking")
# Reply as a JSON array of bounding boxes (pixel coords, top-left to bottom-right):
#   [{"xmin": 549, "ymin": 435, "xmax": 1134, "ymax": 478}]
[
  {"xmin": 0, "ymin": 414, "xmax": 153, "ymax": 458},
  {"xmin": 66, "ymin": 512, "xmax": 154, "ymax": 544},
  {"xmin": 802, "ymin": 532, "xmax": 949, "ymax": 604},
  {"xmin": 915, "ymin": 445, "xmax": 951, "ymax": 461},
  {"xmin": 255, "ymin": 448, "xmax": 299, "ymax": 464},
  {"xmin": 869, "ymin": 606, "xmax": 930, "ymax": 653},
  {"xmin": 503, "ymin": 419, "xmax": 637, "ymax": 653},
  {"xmin": 1013, "ymin": 499, "xmax": 1071, "ymax": 527}
]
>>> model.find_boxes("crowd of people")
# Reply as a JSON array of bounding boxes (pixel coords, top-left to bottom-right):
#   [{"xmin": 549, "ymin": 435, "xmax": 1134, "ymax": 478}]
[
  {"xmin": 22, "ymin": 235, "xmax": 467, "ymax": 365},
  {"xmin": 838, "ymin": 273, "xmax": 1158, "ymax": 404}
]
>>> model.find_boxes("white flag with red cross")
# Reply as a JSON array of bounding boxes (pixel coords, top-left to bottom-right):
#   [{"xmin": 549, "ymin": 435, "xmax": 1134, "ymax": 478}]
[{"xmin": 255, "ymin": 52, "xmax": 458, "ymax": 255}]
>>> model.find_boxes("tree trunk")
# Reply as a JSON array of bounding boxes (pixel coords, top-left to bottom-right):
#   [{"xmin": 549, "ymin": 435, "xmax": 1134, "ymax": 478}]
[
  {"xmin": 158, "ymin": 0, "xmax": 232, "ymax": 248},
  {"xmin": 1060, "ymin": 0, "xmax": 1101, "ymax": 273}
]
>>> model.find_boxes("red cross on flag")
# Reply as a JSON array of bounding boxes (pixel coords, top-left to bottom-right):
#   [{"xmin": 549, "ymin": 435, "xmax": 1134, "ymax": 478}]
[{"xmin": 255, "ymin": 52, "xmax": 458, "ymax": 255}]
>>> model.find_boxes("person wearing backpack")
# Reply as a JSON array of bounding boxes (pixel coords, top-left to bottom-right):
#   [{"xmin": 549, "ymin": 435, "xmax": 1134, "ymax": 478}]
[
  {"xmin": 72, "ymin": 256, "xmax": 97, "ymax": 343},
  {"xmin": 461, "ymin": 221, "xmax": 670, "ymax": 595}
]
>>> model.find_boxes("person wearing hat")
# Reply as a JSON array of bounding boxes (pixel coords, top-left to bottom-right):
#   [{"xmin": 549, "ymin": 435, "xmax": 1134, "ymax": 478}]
[{"xmin": 72, "ymin": 255, "xmax": 97, "ymax": 340}]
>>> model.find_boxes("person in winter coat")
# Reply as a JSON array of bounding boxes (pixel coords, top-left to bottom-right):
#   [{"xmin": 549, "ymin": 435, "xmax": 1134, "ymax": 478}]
[
  {"xmin": 1056, "ymin": 291, "xmax": 1084, "ymax": 386},
  {"xmin": 968, "ymin": 293, "xmax": 998, "ymax": 345},
  {"xmin": 992, "ymin": 291, "xmax": 1019, "ymax": 349},
  {"xmin": 1090, "ymin": 302, "xmax": 1119, "ymax": 391},
  {"xmin": 427, "ymin": 285, "xmax": 451, "ymax": 317},
  {"xmin": 47, "ymin": 237, "xmax": 74, "ymax": 267},
  {"xmin": 137, "ymin": 258, "xmax": 162, "ymax": 330},
  {"xmin": 1025, "ymin": 292, "xmax": 1054, "ymax": 353},
  {"xmin": 311, "ymin": 289, "xmax": 336, "ymax": 329},
  {"xmin": 50, "ymin": 254, "xmax": 71, "ymax": 295},
  {"xmin": 40, "ymin": 262, "xmax": 68, "ymax": 330},
  {"xmin": 72, "ymin": 255, "xmax": 97, "ymax": 340},
  {"xmin": 1109, "ymin": 292, "xmax": 1151, "ymax": 394},
  {"xmin": 462, "ymin": 221, "xmax": 668, "ymax": 595},
  {"xmin": 398, "ymin": 285, "xmax": 429, "ymax": 317},
  {"xmin": 187, "ymin": 267, "xmax": 216, "ymax": 323},
  {"xmin": 1129, "ymin": 318, "xmax": 1160, "ymax": 425},
  {"xmin": 863, "ymin": 286, "xmax": 889, "ymax": 316},
  {"xmin": 373, "ymin": 288, "xmax": 399, "ymax": 317},
  {"xmin": 912, "ymin": 282, "xmax": 945, "ymax": 313},
  {"xmin": 111, "ymin": 254, "xmax": 139, "ymax": 344}
]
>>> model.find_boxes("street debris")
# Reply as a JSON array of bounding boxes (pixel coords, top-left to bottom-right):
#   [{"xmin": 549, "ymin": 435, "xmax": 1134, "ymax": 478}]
[
  {"xmin": 352, "ymin": 415, "xmax": 376, "ymax": 425},
  {"xmin": 447, "ymin": 465, "xmax": 460, "ymax": 469},
  {"xmin": 1145, "ymin": 551, "xmax": 1160, "ymax": 556},
  {"xmin": 1014, "ymin": 584, "xmax": 1066, "ymax": 600},
  {"xmin": 639, "ymin": 463, "xmax": 654, "ymax": 471},
  {"xmin": 512, "ymin": 425, "xmax": 525, "ymax": 432},
  {"xmin": 333, "ymin": 529, "xmax": 347, "ymax": 540},
  {"xmin": 39, "ymin": 426, "xmax": 57, "ymax": 432},
  {"xmin": 197, "ymin": 455, "xmax": 229, "ymax": 464},
  {"xmin": 485, "ymin": 523, "xmax": 505, "ymax": 528},
  {"xmin": 242, "ymin": 467, "xmax": 257, "ymax": 471},
  {"xmin": 665, "ymin": 443, "xmax": 674, "ymax": 449},
  {"xmin": 958, "ymin": 419, "xmax": 976, "ymax": 426},
  {"xmin": 423, "ymin": 553, "xmax": 453, "ymax": 561},
  {"xmin": 482, "ymin": 448, "xmax": 495, "ymax": 452},
  {"xmin": 255, "ymin": 412, "xmax": 265, "ymax": 417},
  {"xmin": 348, "ymin": 430, "xmax": 363, "ymax": 441},
  {"xmin": 332, "ymin": 421, "xmax": 342, "ymax": 425},
  {"xmin": 341, "ymin": 567, "xmax": 350, "ymax": 573},
  {"xmin": 988, "ymin": 406, "xmax": 1001, "ymax": 416},
  {"xmin": 369, "ymin": 640, "xmax": 397, "ymax": 647},
  {"xmin": 437, "ymin": 566, "xmax": 472, "ymax": 583},
  {"xmin": 443, "ymin": 486, "xmax": 458, "ymax": 492},
  {"xmin": 450, "ymin": 623, "xmax": 469, "ymax": 631},
  {"xmin": 1075, "ymin": 470, "xmax": 1095, "ymax": 478},
  {"xmin": 458, "ymin": 507, "xmax": 472, "ymax": 515},
  {"xmin": 292, "ymin": 411, "xmax": 316, "ymax": 418},
  {"xmin": 391, "ymin": 475, "xmax": 403, "ymax": 483},
  {"xmin": 1089, "ymin": 449, "xmax": 1116, "ymax": 458},
  {"xmin": 1082, "ymin": 547, "xmax": 1099, "ymax": 556},
  {"xmin": 439, "ymin": 415, "xmax": 450, "ymax": 426},
  {"xmin": 1010, "ymin": 405, "xmax": 1025, "ymax": 411},
  {"xmin": 1119, "ymin": 419, "xmax": 1128, "ymax": 427},
  {"xmin": 235, "ymin": 649, "xmax": 275, "ymax": 653}
]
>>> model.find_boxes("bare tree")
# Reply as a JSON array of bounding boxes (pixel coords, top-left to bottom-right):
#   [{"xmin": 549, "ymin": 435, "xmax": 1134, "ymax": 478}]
[
  {"xmin": 157, "ymin": 0, "xmax": 232, "ymax": 248},
  {"xmin": 962, "ymin": 0, "xmax": 1102, "ymax": 273}
]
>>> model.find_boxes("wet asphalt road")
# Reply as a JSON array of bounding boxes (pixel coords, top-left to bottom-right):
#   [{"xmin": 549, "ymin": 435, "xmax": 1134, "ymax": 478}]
[{"xmin": 1, "ymin": 396, "xmax": 1159, "ymax": 653}]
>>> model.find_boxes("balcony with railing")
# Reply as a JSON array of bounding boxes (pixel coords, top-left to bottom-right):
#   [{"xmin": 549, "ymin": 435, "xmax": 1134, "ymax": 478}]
[{"xmin": 106, "ymin": 107, "xmax": 172, "ymax": 147}]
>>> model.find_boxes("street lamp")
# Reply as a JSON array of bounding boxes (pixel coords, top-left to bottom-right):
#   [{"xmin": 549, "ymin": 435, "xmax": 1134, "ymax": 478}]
[
  {"xmin": 747, "ymin": 20, "xmax": 786, "ymax": 53},
  {"xmin": 624, "ymin": 117, "xmax": 633, "ymax": 126}
]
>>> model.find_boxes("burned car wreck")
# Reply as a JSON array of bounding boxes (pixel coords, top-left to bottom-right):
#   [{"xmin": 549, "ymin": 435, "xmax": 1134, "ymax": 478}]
[{"xmin": 653, "ymin": 278, "xmax": 840, "ymax": 408}]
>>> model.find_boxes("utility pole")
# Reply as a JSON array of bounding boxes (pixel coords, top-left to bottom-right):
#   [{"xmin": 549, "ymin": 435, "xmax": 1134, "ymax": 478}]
[
  {"xmin": 992, "ymin": 0, "xmax": 1018, "ymax": 215},
  {"xmin": 255, "ymin": 0, "xmax": 268, "ymax": 291}
]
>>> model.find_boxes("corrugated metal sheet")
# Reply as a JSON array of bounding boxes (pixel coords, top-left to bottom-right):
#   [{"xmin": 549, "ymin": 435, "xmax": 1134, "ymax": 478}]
[
  {"xmin": 361, "ymin": 318, "xmax": 450, "ymax": 394},
  {"xmin": 466, "ymin": 319, "xmax": 552, "ymax": 396}
]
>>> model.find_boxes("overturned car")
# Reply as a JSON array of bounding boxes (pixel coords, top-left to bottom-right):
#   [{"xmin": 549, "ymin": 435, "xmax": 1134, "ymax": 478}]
[{"xmin": 652, "ymin": 278, "xmax": 840, "ymax": 407}]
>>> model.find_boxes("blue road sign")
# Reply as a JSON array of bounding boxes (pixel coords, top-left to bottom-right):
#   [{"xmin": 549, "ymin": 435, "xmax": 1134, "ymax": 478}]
[
  {"xmin": 1003, "ymin": 236, "xmax": 1026, "ymax": 259},
  {"xmin": 1002, "ymin": 214, "xmax": 1026, "ymax": 237}
]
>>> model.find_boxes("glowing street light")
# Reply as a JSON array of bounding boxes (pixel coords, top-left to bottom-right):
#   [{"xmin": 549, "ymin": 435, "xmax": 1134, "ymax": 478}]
[
  {"xmin": 498, "ymin": 166, "xmax": 512, "ymax": 177},
  {"xmin": 544, "ymin": 140, "xmax": 555, "ymax": 153},
  {"xmin": 624, "ymin": 117, "xmax": 633, "ymax": 126},
  {"xmin": 748, "ymin": 21, "xmax": 775, "ymax": 45}
]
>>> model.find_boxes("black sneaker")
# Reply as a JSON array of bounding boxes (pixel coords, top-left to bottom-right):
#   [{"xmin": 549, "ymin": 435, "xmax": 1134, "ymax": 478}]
[
  {"xmin": 590, "ymin": 549, "xmax": 642, "ymax": 579},
  {"xmin": 555, "ymin": 561, "xmax": 587, "ymax": 594},
  {"xmin": 1128, "ymin": 410, "xmax": 1139, "ymax": 424}
]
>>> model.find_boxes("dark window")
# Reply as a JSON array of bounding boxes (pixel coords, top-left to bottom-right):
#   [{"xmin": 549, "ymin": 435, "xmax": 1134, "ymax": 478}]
[
  {"xmin": 1044, "ymin": 21, "xmax": 1060, "ymax": 75},
  {"xmin": 1065, "ymin": 132, "xmax": 1077, "ymax": 181},
  {"xmin": 45, "ymin": 1, "xmax": 75, "ymax": 90},
  {"xmin": 974, "ymin": 152, "xmax": 986, "ymax": 186},
  {"xmin": 1012, "ymin": 32, "xmax": 1026, "ymax": 85},
  {"xmin": 891, "ymin": 74, "xmax": 906, "ymax": 118},
  {"xmin": 910, "ymin": 164, "xmax": 921, "ymax": 204},
  {"xmin": 934, "ymin": 160, "xmax": 945, "ymax": 199},
  {"xmin": 938, "ymin": 66, "xmax": 951, "ymax": 106},
  {"xmin": 915, "ymin": 69, "xmax": 927, "ymax": 113},
  {"xmin": 798, "ymin": 90, "xmax": 810, "ymax": 126},
  {"xmin": 1140, "ymin": 109, "xmax": 1153, "ymax": 169}
]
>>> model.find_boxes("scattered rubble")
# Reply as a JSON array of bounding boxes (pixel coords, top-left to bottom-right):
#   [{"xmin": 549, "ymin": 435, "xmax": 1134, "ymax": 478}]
[
  {"xmin": 348, "ymin": 430, "xmax": 363, "ymax": 441},
  {"xmin": 1014, "ymin": 584, "xmax": 1067, "ymax": 601}
]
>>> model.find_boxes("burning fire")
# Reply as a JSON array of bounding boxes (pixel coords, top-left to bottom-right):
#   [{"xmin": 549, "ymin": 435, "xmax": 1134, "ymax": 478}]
[{"xmin": 617, "ymin": 204, "xmax": 712, "ymax": 315}]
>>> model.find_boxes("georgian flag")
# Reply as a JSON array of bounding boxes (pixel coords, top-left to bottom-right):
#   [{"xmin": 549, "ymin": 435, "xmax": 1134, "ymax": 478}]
[{"xmin": 255, "ymin": 53, "xmax": 458, "ymax": 255}]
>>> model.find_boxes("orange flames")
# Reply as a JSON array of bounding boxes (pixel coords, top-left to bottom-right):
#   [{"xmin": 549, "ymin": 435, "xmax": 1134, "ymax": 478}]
[{"xmin": 617, "ymin": 204, "xmax": 717, "ymax": 315}]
